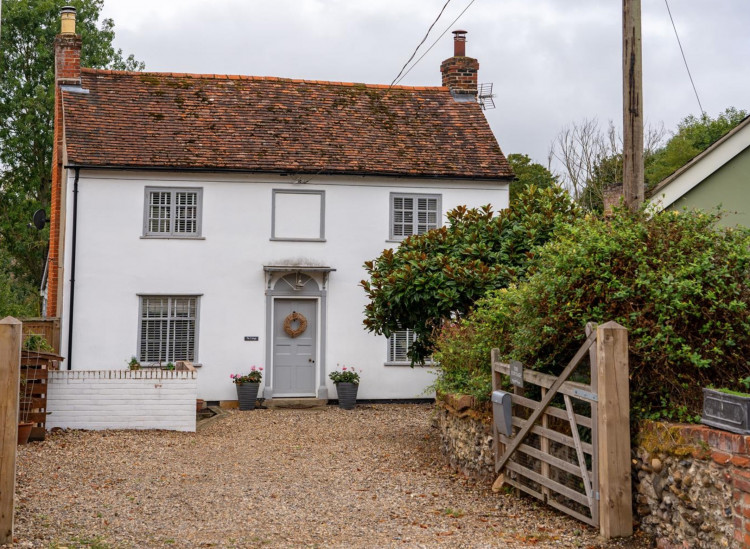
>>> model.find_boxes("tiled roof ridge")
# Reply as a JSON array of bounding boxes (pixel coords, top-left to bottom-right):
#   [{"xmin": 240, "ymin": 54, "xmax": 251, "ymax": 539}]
[{"xmin": 80, "ymin": 67, "xmax": 446, "ymax": 91}]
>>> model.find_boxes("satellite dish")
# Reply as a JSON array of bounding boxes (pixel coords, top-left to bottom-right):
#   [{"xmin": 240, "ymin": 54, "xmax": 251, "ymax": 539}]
[{"xmin": 32, "ymin": 209, "xmax": 49, "ymax": 230}]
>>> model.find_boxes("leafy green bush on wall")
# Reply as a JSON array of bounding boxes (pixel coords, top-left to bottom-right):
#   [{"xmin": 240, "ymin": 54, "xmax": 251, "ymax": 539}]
[{"xmin": 434, "ymin": 207, "xmax": 750, "ymax": 421}]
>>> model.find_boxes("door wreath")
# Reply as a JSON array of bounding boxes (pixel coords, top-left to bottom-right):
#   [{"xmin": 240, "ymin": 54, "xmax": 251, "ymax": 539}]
[{"xmin": 283, "ymin": 311, "xmax": 308, "ymax": 338}]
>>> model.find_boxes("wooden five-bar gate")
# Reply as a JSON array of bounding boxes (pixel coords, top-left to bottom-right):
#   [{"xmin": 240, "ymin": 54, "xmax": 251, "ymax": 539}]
[{"xmin": 491, "ymin": 321, "xmax": 632, "ymax": 539}]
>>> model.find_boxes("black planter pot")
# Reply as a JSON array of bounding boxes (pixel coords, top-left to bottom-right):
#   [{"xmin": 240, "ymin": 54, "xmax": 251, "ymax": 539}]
[
  {"xmin": 702, "ymin": 387, "xmax": 750, "ymax": 434},
  {"xmin": 236, "ymin": 382, "xmax": 260, "ymax": 411},
  {"xmin": 336, "ymin": 382, "xmax": 359, "ymax": 410}
]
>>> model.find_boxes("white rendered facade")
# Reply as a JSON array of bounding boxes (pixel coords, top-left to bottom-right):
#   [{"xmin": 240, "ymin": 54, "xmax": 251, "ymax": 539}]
[{"xmin": 60, "ymin": 169, "xmax": 508, "ymax": 401}]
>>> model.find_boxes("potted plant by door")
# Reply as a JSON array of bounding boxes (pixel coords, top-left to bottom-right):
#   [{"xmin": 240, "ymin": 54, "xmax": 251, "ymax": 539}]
[
  {"xmin": 329, "ymin": 366, "xmax": 361, "ymax": 410},
  {"xmin": 231, "ymin": 367, "xmax": 263, "ymax": 410}
]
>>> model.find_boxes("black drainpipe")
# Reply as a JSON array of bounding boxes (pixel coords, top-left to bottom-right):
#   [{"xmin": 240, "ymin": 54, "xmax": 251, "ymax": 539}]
[{"xmin": 66, "ymin": 168, "xmax": 80, "ymax": 370}]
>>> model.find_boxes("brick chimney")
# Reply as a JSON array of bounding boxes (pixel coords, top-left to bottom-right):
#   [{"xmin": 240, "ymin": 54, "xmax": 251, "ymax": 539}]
[
  {"xmin": 440, "ymin": 30, "xmax": 479, "ymax": 98},
  {"xmin": 55, "ymin": 6, "xmax": 82, "ymax": 85},
  {"xmin": 47, "ymin": 6, "xmax": 81, "ymax": 318}
]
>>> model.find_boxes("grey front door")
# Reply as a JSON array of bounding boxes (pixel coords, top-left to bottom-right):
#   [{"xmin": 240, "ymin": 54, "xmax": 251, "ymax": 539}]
[{"xmin": 273, "ymin": 299, "xmax": 317, "ymax": 397}]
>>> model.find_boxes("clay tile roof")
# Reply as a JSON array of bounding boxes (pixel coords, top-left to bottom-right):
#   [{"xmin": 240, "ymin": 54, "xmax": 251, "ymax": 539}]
[{"xmin": 62, "ymin": 69, "xmax": 513, "ymax": 180}]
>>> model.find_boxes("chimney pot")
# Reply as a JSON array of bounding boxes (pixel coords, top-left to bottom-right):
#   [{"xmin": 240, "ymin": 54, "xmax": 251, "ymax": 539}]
[
  {"xmin": 440, "ymin": 30, "xmax": 478, "ymax": 98},
  {"xmin": 452, "ymin": 30, "xmax": 467, "ymax": 57},
  {"xmin": 60, "ymin": 6, "xmax": 76, "ymax": 35}
]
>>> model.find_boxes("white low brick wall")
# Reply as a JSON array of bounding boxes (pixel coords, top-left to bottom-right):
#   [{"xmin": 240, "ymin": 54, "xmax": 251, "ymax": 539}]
[{"xmin": 47, "ymin": 370, "xmax": 197, "ymax": 432}]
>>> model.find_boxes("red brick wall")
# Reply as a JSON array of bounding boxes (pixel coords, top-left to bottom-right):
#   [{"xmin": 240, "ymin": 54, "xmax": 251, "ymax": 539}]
[{"xmin": 47, "ymin": 34, "xmax": 81, "ymax": 317}]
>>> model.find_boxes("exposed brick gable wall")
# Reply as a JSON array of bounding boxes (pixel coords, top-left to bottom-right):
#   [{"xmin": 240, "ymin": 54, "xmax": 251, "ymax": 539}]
[{"xmin": 48, "ymin": 33, "xmax": 82, "ymax": 317}]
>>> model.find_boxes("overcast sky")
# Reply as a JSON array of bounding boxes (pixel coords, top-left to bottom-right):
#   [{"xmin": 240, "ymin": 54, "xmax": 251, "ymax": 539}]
[{"xmin": 100, "ymin": 0, "xmax": 749, "ymax": 170}]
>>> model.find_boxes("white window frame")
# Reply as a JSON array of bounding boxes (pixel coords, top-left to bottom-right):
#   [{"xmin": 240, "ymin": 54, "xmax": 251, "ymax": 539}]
[
  {"xmin": 143, "ymin": 187, "xmax": 203, "ymax": 238},
  {"xmin": 389, "ymin": 192, "xmax": 441, "ymax": 241},
  {"xmin": 386, "ymin": 329, "xmax": 433, "ymax": 366},
  {"xmin": 137, "ymin": 295, "xmax": 200, "ymax": 364}
]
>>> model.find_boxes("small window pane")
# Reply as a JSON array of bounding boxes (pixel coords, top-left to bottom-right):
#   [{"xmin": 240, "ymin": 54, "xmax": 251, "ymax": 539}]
[
  {"xmin": 174, "ymin": 192, "xmax": 198, "ymax": 234},
  {"xmin": 145, "ymin": 188, "xmax": 202, "ymax": 237},
  {"xmin": 390, "ymin": 193, "xmax": 440, "ymax": 240},
  {"xmin": 387, "ymin": 329, "xmax": 432, "ymax": 364},
  {"xmin": 389, "ymin": 329, "xmax": 412, "ymax": 362}
]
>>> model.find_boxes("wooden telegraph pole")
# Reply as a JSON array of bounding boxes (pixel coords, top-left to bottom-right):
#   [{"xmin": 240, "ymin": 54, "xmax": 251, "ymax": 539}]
[{"xmin": 623, "ymin": 0, "xmax": 644, "ymax": 210}]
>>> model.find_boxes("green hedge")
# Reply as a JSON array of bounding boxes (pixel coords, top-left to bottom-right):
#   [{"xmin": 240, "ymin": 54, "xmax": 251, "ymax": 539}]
[{"xmin": 433, "ymin": 207, "xmax": 750, "ymax": 421}]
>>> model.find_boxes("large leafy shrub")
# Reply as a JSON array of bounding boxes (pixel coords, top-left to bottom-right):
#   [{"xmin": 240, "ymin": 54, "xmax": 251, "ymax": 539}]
[
  {"xmin": 434, "ymin": 207, "xmax": 750, "ymax": 420},
  {"xmin": 361, "ymin": 186, "xmax": 578, "ymax": 363}
]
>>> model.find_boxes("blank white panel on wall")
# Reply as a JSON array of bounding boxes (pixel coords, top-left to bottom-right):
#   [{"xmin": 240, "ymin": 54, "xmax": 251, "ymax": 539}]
[{"xmin": 272, "ymin": 190, "xmax": 324, "ymax": 240}]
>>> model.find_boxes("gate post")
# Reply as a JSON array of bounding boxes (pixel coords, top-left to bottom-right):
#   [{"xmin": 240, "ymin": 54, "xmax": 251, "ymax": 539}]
[
  {"xmin": 596, "ymin": 321, "xmax": 632, "ymax": 538},
  {"xmin": 0, "ymin": 316, "xmax": 23, "ymax": 544}
]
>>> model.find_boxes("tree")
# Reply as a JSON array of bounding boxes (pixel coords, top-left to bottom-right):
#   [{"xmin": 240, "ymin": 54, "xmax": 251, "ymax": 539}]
[
  {"xmin": 361, "ymin": 186, "xmax": 578, "ymax": 363},
  {"xmin": 645, "ymin": 107, "xmax": 748, "ymax": 189},
  {"xmin": 506, "ymin": 153, "xmax": 558, "ymax": 204},
  {"xmin": 550, "ymin": 118, "xmax": 668, "ymax": 211},
  {"xmin": 0, "ymin": 248, "xmax": 38, "ymax": 317},
  {"xmin": 0, "ymin": 0, "xmax": 143, "ymax": 311},
  {"xmin": 551, "ymin": 109, "xmax": 747, "ymax": 212},
  {"xmin": 549, "ymin": 117, "xmax": 608, "ymax": 207}
]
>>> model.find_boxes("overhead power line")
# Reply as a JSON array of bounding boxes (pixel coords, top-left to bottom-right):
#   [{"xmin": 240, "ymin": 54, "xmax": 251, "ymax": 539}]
[
  {"xmin": 393, "ymin": 0, "xmax": 477, "ymax": 87},
  {"xmin": 390, "ymin": 0, "xmax": 453, "ymax": 88},
  {"xmin": 664, "ymin": 0, "xmax": 705, "ymax": 115}
]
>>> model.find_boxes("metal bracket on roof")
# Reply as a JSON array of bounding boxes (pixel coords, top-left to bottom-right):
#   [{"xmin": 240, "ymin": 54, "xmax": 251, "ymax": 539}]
[{"xmin": 60, "ymin": 85, "xmax": 90, "ymax": 94}]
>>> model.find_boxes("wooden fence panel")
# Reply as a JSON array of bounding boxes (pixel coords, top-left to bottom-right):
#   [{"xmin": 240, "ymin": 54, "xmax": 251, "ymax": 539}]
[{"xmin": 21, "ymin": 318, "xmax": 61, "ymax": 354}]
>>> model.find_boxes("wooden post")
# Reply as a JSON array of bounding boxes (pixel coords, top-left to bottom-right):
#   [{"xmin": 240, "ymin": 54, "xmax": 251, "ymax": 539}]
[
  {"xmin": 585, "ymin": 322, "xmax": 600, "ymax": 527},
  {"xmin": 623, "ymin": 0, "xmax": 644, "ymax": 211},
  {"xmin": 0, "ymin": 317, "xmax": 22, "ymax": 544},
  {"xmin": 596, "ymin": 321, "xmax": 632, "ymax": 538}
]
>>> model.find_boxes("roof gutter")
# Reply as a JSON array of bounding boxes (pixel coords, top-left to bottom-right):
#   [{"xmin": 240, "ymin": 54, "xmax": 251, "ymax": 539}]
[
  {"xmin": 66, "ymin": 167, "xmax": 80, "ymax": 370},
  {"xmin": 63, "ymin": 163, "xmax": 512, "ymax": 183}
]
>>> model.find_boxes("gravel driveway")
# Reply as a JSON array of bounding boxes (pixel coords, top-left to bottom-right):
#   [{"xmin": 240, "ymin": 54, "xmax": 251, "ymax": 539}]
[{"xmin": 7, "ymin": 404, "xmax": 652, "ymax": 548}]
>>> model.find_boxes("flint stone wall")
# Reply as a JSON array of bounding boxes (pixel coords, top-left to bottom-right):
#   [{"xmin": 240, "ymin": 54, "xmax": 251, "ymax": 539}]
[
  {"xmin": 635, "ymin": 422, "xmax": 750, "ymax": 549},
  {"xmin": 435, "ymin": 394, "xmax": 750, "ymax": 548},
  {"xmin": 434, "ymin": 394, "xmax": 495, "ymax": 482}
]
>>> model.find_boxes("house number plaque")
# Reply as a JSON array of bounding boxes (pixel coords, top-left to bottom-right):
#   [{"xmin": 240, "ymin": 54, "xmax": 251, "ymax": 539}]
[
  {"xmin": 509, "ymin": 360, "xmax": 524, "ymax": 388},
  {"xmin": 244, "ymin": 336, "xmax": 259, "ymax": 341}
]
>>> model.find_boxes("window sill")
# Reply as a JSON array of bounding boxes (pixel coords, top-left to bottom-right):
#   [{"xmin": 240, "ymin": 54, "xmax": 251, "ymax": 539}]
[
  {"xmin": 139, "ymin": 363, "xmax": 202, "ymax": 369},
  {"xmin": 140, "ymin": 236, "xmax": 206, "ymax": 240},
  {"xmin": 270, "ymin": 237, "xmax": 326, "ymax": 242},
  {"xmin": 384, "ymin": 361, "xmax": 434, "ymax": 367}
]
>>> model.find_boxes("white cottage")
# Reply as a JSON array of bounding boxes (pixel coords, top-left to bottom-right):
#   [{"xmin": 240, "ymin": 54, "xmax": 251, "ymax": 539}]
[{"xmin": 47, "ymin": 9, "xmax": 513, "ymax": 404}]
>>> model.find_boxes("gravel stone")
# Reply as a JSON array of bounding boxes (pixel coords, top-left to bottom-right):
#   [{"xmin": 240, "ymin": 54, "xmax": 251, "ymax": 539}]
[{"xmin": 5, "ymin": 404, "xmax": 653, "ymax": 548}]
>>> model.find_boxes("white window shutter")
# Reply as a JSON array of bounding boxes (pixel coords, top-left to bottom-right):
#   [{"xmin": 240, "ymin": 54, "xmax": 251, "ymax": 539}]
[{"xmin": 139, "ymin": 296, "xmax": 198, "ymax": 363}]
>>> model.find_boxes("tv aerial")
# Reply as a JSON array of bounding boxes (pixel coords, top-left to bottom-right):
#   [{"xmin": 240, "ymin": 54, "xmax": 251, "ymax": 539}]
[{"xmin": 477, "ymin": 83, "xmax": 496, "ymax": 110}]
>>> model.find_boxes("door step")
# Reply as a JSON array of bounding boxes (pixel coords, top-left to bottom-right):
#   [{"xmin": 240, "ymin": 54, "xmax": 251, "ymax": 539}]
[{"xmin": 264, "ymin": 398, "xmax": 328, "ymax": 410}]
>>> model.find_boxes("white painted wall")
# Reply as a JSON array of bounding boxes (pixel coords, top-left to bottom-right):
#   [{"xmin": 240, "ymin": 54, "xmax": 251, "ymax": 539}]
[
  {"xmin": 46, "ymin": 370, "xmax": 197, "ymax": 431},
  {"xmin": 60, "ymin": 170, "xmax": 508, "ymax": 401}
]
